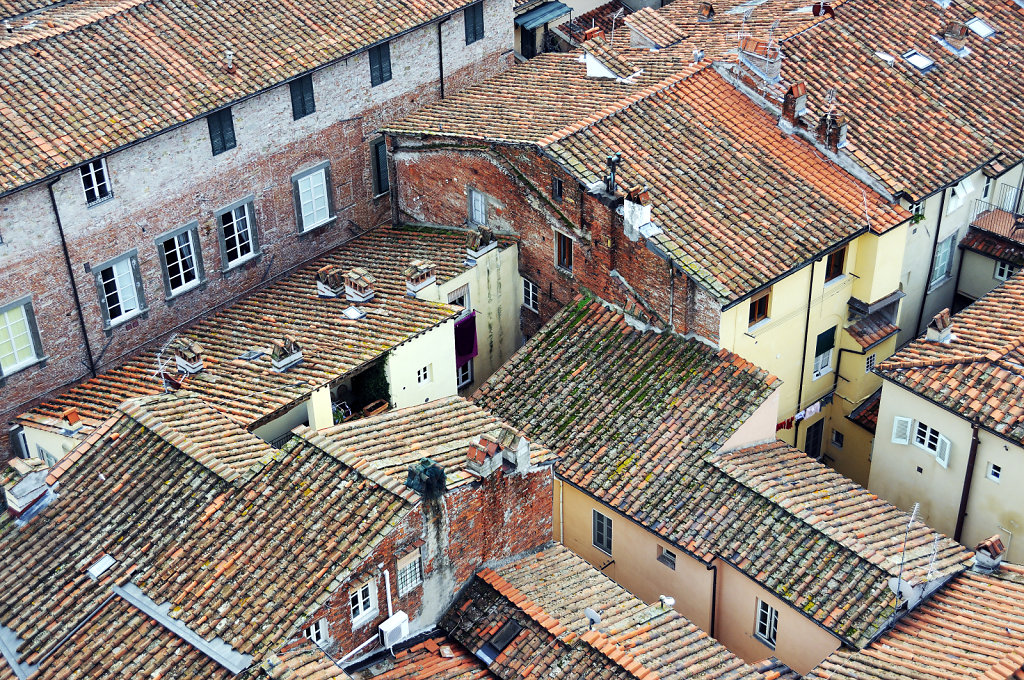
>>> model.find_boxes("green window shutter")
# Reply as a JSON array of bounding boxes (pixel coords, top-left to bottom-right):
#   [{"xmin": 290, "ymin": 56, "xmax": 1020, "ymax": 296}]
[{"xmin": 814, "ymin": 326, "xmax": 836, "ymax": 356}]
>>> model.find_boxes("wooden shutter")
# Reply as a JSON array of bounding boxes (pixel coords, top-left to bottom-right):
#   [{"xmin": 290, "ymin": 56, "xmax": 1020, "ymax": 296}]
[
  {"xmin": 891, "ymin": 416, "xmax": 912, "ymax": 445},
  {"xmin": 208, "ymin": 114, "xmax": 223, "ymax": 155},
  {"xmin": 380, "ymin": 43, "xmax": 392, "ymax": 82},
  {"xmin": 935, "ymin": 435, "xmax": 951, "ymax": 468},
  {"xmin": 370, "ymin": 46, "xmax": 382, "ymax": 85},
  {"xmin": 220, "ymin": 109, "xmax": 236, "ymax": 151}
]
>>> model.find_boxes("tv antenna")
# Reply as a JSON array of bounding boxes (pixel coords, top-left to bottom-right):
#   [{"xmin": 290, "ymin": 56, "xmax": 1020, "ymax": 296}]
[
  {"xmin": 153, "ymin": 333, "xmax": 179, "ymax": 392},
  {"xmin": 888, "ymin": 502, "xmax": 920, "ymax": 629},
  {"xmin": 610, "ymin": 7, "xmax": 625, "ymax": 44},
  {"xmin": 766, "ymin": 17, "xmax": 781, "ymax": 50}
]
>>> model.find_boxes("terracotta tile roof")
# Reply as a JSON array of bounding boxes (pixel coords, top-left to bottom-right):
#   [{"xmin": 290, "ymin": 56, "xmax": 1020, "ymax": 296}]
[
  {"xmin": 847, "ymin": 387, "xmax": 881, "ymax": 434},
  {"xmin": 475, "ymin": 298, "xmax": 970, "ymax": 647},
  {"xmin": 0, "ymin": 403, "xmax": 413, "ymax": 675},
  {"xmin": 751, "ymin": 658, "xmax": 801, "ymax": 680},
  {"xmin": 567, "ymin": 0, "xmax": 631, "ymax": 40},
  {"xmin": 369, "ymin": 634, "xmax": 496, "ymax": 680},
  {"xmin": 258, "ymin": 641, "xmax": 351, "ymax": 679},
  {"xmin": 622, "ymin": 7, "xmax": 685, "ymax": 48},
  {"xmin": 846, "ymin": 312, "xmax": 899, "ymax": 350},
  {"xmin": 312, "ymin": 396, "xmax": 554, "ymax": 490},
  {"xmin": 961, "ymin": 227, "xmax": 1024, "ymax": 268},
  {"xmin": 808, "ymin": 563, "xmax": 1024, "ymax": 680},
  {"xmin": 0, "ymin": 0, "xmax": 482, "ymax": 194},
  {"xmin": 877, "ymin": 271, "xmax": 1024, "ymax": 444},
  {"xmin": 972, "ymin": 208, "xmax": 1024, "ymax": 245},
  {"xmin": 17, "ymin": 225, "xmax": 472, "ymax": 437},
  {"xmin": 442, "ymin": 544, "xmax": 765, "ymax": 679}
]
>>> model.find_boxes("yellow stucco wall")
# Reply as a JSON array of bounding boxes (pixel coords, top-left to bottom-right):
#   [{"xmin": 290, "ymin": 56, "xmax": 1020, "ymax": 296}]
[{"xmin": 22, "ymin": 427, "xmax": 76, "ymax": 465}]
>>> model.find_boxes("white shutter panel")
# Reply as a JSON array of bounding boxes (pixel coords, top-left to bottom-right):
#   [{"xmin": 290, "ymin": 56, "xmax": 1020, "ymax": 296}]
[
  {"xmin": 935, "ymin": 435, "xmax": 951, "ymax": 468},
  {"xmin": 891, "ymin": 416, "xmax": 912, "ymax": 445}
]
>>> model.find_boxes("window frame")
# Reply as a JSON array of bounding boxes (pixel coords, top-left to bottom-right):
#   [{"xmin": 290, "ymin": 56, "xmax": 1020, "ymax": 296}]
[
  {"xmin": 995, "ymin": 260, "xmax": 1018, "ymax": 281},
  {"xmin": 592, "ymin": 509, "xmax": 612, "ymax": 555},
  {"xmin": 811, "ymin": 326, "xmax": 836, "ymax": 380},
  {"xmin": 930, "ymin": 233, "xmax": 956, "ymax": 288},
  {"xmin": 80, "ymin": 158, "xmax": 112, "ymax": 205},
  {"xmin": 302, "ymin": 619, "xmax": 329, "ymax": 647},
  {"xmin": 656, "ymin": 546, "xmax": 676, "ymax": 570},
  {"xmin": 551, "ymin": 176, "xmax": 563, "ymax": 203},
  {"xmin": 468, "ymin": 188, "xmax": 487, "ymax": 225},
  {"xmin": 397, "ymin": 550, "xmax": 423, "ymax": 596},
  {"xmin": 831, "ymin": 428, "xmax": 844, "ymax": 449},
  {"xmin": 0, "ymin": 296, "xmax": 44, "ymax": 379},
  {"xmin": 555, "ymin": 230, "xmax": 574, "ymax": 272},
  {"xmin": 369, "ymin": 42, "xmax": 393, "ymax": 87},
  {"xmin": 371, "ymin": 137, "xmax": 390, "ymax": 197},
  {"xmin": 748, "ymin": 290, "xmax": 770, "ymax": 327},
  {"xmin": 523, "ymin": 278, "xmax": 540, "ymax": 312},
  {"xmin": 349, "ymin": 580, "xmax": 378, "ymax": 626},
  {"xmin": 464, "ymin": 0, "xmax": 485, "ymax": 44},
  {"xmin": 93, "ymin": 250, "xmax": 147, "ymax": 329},
  {"xmin": 289, "ymin": 74, "xmax": 316, "ymax": 120},
  {"xmin": 754, "ymin": 600, "xmax": 779, "ymax": 648},
  {"xmin": 986, "ymin": 462, "xmax": 1002, "ymax": 483},
  {"xmin": 457, "ymin": 359, "xmax": 474, "ymax": 389},
  {"xmin": 292, "ymin": 162, "xmax": 335, "ymax": 233},
  {"xmin": 912, "ymin": 420, "xmax": 951, "ymax": 467},
  {"xmin": 824, "ymin": 247, "xmax": 846, "ymax": 283},
  {"xmin": 155, "ymin": 222, "xmax": 205, "ymax": 299},
  {"xmin": 417, "ymin": 365, "xmax": 431, "ymax": 384},
  {"xmin": 215, "ymin": 196, "xmax": 260, "ymax": 271},
  {"xmin": 207, "ymin": 108, "xmax": 237, "ymax": 156}
]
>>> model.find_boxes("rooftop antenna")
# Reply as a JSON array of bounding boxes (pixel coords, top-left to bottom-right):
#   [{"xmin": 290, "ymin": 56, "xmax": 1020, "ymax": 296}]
[
  {"xmin": 766, "ymin": 17, "xmax": 781, "ymax": 51},
  {"xmin": 861, "ymin": 188, "xmax": 873, "ymax": 232},
  {"xmin": 152, "ymin": 333, "xmax": 179, "ymax": 393},
  {"xmin": 925, "ymin": 535, "xmax": 940, "ymax": 582},
  {"xmin": 888, "ymin": 502, "xmax": 920, "ymax": 629},
  {"xmin": 605, "ymin": 152, "xmax": 622, "ymax": 193},
  {"xmin": 738, "ymin": 8, "xmax": 754, "ymax": 40},
  {"xmin": 609, "ymin": 7, "xmax": 625, "ymax": 45}
]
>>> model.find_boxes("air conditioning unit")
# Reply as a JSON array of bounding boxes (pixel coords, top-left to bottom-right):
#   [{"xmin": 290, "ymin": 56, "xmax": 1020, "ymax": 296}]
[{"xmin": 378, "ymin": 611, "xmax": 409, "ymax": 648}]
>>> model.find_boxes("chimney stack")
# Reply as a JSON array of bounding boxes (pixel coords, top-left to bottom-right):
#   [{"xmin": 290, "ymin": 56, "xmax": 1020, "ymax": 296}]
[
  {"xmin": 316, "ymin": 265, "xmax": 345, "ymax": 298},
  {"xmin": 270, "ymin": 336, "xmax": 303, "ymax": 372},
  {"xmin": 623, "ymin": 185, "xmax": 653, "ymax": 241},
  {"xmin": 405, "ymin": 458, "xmax": 446, "ymax": 500},
  {"xmin": 973, "ymin": 535, "xmax": 1006, "ymax": 573},
  {"xmin": 583, "ymin": 26, "xmax": 605, "ymax": 41},
  {"xmin": 737, "ymin": 37, "xmax": 783, "ymax": 86},
  {"xmin": 781, "ymin": 82, "xmax": 808, "ymax": 126},
  {"xmin": 943, "ymin": 21, "xmax": 968, "ymax": 39},
  {"xmin": 815, "ymin": 110, "xmax": 848, "ymax": 152},
  {"xmin": 466, "ymin": 226, "xmax": 497, "ymax": 265},
  {"xmin": 926, "ymin": 308, "xmax": 953, "ymax": 343},
  {"xmin": 812, "ymin": 1, "xmax": 834, "ymax": 17},
  {"xmin": 466, "ymin": 436, "xmax": 502, "ymax": 478},
  {"xmin": 697, "ymin": 1, "xmax": 715, "ymax": 21},
  {"xmin": 344, "ymin": 267, "xmax": 376, "ymax": 303},
  {"xmin": 404, "ymin": 260, "xmax": 437, "ymax": 295},
  {"xmin": 173, "ymin": 340, "xmax": 205, "ymax": 375},
  {"xmin": 61, "ymin": 407, "xmax": 83, "ymax": 433}
]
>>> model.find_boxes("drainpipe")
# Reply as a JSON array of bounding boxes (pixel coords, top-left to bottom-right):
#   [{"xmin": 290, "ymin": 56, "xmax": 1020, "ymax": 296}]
[
  {"xmin": 954, "ymin": 422, "xmax": 981, "ymax": 542},
  {"xmin": 47, "ymin": 180, "xmax": 96, "ymax": 377},
  {"xmin": 668, "ymin": 264, "xmax": 675, "ymax": 329},
  {"xmin": 705, "ymin": 562, "xmax": 718, "ymax": 638},
  {"xmin": 436, "ymin": 19, "xmax": 448, "ymax": 99},
  {"xmin": 914, "ymin": 188, "xmax": 947, "ymax": 338},
  {"xmin": 387, "ymin": 134, "xmax": 400, "ymax": 228},
  {"xmin": 952, "ymin": 242, "xmax": 967, "ymax": 311},
  {"xmin": 793, "ymin": 259, "xmax": 816, "ymax": 448},
  {"xmin": 832, "ymin": 346, "xmax": 867, "ymax": 394},
  {"xmin": 558, "ymin": 476, "xmax": 564, "ymax": 543}
]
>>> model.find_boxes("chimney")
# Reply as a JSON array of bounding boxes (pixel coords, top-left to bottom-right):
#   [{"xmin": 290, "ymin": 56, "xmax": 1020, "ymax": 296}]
[
  {"xmin": 466, "ymin": 226, "xmax": 497, "ymax": 265},
  {"xmin": 405, "ymin": 458, "xmax": 446, "ymax": 500},
  {"xmin": 738, "ymin": 37, "xmax": 783, "ymax": 85},
  {"xmin": 404, "ymin": 260, "xmax": 437, "ymax": 295},
  {"xmin": 61, "ymin": 407, "xmax": 84, "ymax": 434},
  {"xmin": 501, "ymin": 430, "xmax": 531, "ymax": 472},
  {"xmin": 604, "ymin": 152, "xmax": 622, "ymax": 194},
  {"xmin": 173, "ymin": 340, "xmax": 205, "ymax": 375},
  {"xmin": 781, "ymin": 82, "xmax": 808, "ymax": 126},
  {"xmin": 583, "ymin": 26, "xmax": 605, "ymax": 41},
  {"xmin": 316, "ymin": 265, "xmax": 345, "ymax": 298},
  {"xmin": 943, "ymin": 20, "xmax": 968, "ymax": 38},
  {"xmin": 270, "ymin": 336, "xmax": 303, "ymax": 372},
  {"xmin": 812, "ymin": 1, "xmax": 834, "ymax": 17},
  {"xmin": 973, "ymin": 535, "xmax": 1006, "ymax": 573},
  {"xmin": 815, "ymin": 110, "xmax": 848, "ymax": 152},
  {"xmin": 223, "ymin": 48, "xmax": 235, "ymax": 74},
  {"xmin": 926, "ymin": 308, "xmax": 953, "ymax": 343},
  {"xmin": 697, "ymin": 1, "xmax": 714, "ymax": 21},
  {"xmin": 466, "ymin": 438, "xmax": 502, "ymax": 478},
  {"xmin": 344, "ymin": 267, "xmax": 376, "ymax": 303},
  {"xmin": 623, "ymin": 185, "xmax": 653, "ymax": 242}
]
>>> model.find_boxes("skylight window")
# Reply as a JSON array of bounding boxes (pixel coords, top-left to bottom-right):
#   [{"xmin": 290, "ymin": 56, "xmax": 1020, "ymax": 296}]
[
  {"xmin": 903, "ymin": 49, "xmax": 935, "ymax": 71},
  {"xmin": 966, "ymin": 17, "xmax": 995, "ymax": 38}
]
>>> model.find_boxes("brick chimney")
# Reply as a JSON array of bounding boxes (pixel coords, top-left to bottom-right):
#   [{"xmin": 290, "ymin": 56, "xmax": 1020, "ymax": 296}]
[
  {"xmin": 270, "ymin": 336, "xmax": 303, "ymax": 372},
  {"xmin": 466, "ymin": 226, "xmax": 497, "ymax": 265},
  {"xmin": 466, "ymin": 429, "xmax": 531, "ymax": 478},
  {"xmin": 623, "ymin": 185, "xmax": 653, "ymax": 242},
  {"xmin": 697, "ymin": 1, "xmax": 714, "ymax": 21},
  {"xmin": 781, "ymin": 82, "xmax": 808, "ymax": 125},
  {"xmin": 926, "ymin": 308, "xmax": 953, "ymax": 343},
  {"xmin": 815, "ymin": 110, "xmax": 848, "ymax": 152},
  {"xmin": 812, "ymin": 1, "xmax": 834, "ymax": 17},
  {"xmin": 173, "ymin": 340, "xmax": 205, "ymax": 375},
  {"xmin": 583, "ymin": 26, "xmax": 605, "ymax": 41},
  {"xmin": 973, "ymin": 535, "xmax": 1006, "ymax": 573},
  {"xmin": 943, "ymin": 20, "xmax": 968, "ymax": 39},
  {"xmin": 316, "ymin": 265, "xmax": 345, "ymax": 298},
  {"xmin": 404, "ymin": 260, "xmax": 437, "ymax": 295},
  {"xmin": 344, "ymin": 267, "xmax": 376, "ymax": 303}
]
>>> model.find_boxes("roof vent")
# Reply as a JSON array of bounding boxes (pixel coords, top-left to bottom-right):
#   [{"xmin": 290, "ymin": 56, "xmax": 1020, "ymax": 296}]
[
  {"xmin": 270, "ymin": 336, "xmax": 303, "ymax": 372},
  {"xmin": 316, "ymin": 265, "xmax": 345, "ymax": 298},
  {"xmin": 342, "ymin": 306, "xmax": 366, "ymax": 320},
  {"xmin": 816, "ymin": 110, "xmax": 848, "ymax": 152},
  {"xmin": 87, "ymin": 554, "xmax": 118, "ymax": 581},
  {"xmin": 173, "ymin": 339, "xmax": 205, "ymax": 375},
  {"xmin": 404, "ymin": 260, "xmax": 436, "ymax": 295},
  {"xmin": 875, "ymin": 51, "xmax": 895, "ymax": 66},
  {"xmin": 405, "ymin": 458, "xmax": 446, "ymax": 500},
  {"xmin": 943, "ymin": 21, "xmax": 968, "ymax": 38},
  {"xmin": 697, "ymin": 1, "xmax": 714, "ymax": 21},
  {"xmin": 973, "ymin": 535, "xmax": 1005, "ymax": 573},
  {"xmin": 812, "ymin": 0, "xmax": 834, "ymax": 16},
  {"xmin": 583, "ymin": 26, "xmax": 605, "ymax": 41},
  {"xmin": 466, "ymin": 226, "xmax": 498, "ymax": 264},
  {"xmin": 344, "ymin": 267, "xmax": 376, "ymax": 302},
  {"xmin": 61, "ymin": 407, "xmax": 83, "ymax": 434},
  {"xmin": 223, "ymin": 48, "xmax": 236, "ymax": 74},
  {"xmin": 926, "ymin": 308, "xmax": 953, "ymax": 343},
  {"xmin": 781, "ymin": 82, "xmax": 808, "ymax": 126}
]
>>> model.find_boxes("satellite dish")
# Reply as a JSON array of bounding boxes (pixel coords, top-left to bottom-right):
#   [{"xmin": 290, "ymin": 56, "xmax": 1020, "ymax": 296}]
[{"xmin": 585, "ymin": 607, "xmax": 602, "ymax": 629}]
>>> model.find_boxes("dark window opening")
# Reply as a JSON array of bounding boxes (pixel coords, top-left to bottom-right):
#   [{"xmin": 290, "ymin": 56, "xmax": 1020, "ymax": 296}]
[
  {"xmin": 825, "ymin": 247, "xmax": 846, "ymax": 282},
  {"xmin": 371, "ymin": 138, "xmax": 390, "ymax": 195},
  {"xmin": 748, "ymin": 291, "xmax": 769, "ymax": 327},
  {"xmin": 290, "ymin": 75, "xmax": 316, "ymax": 120},
  {"xmin": 465, "ymin": 1, "xmax": 485, "ymax": 44},
  {"xmin": 370, "ymin": 43, "xmax": 392, "ymax": 86},
  {"xmin": 476, "ymin": 620, "xmax": 522, "ymax": 665},
  {"xmin": 555, "ymin": 231, "xmax": 573, "ymax": 271},
  {"xmin": 207, "ymin": 108, "xmax": 236, "ymax": 156},
  {"xmin": 552, "ymin": 176, "xmax": 563, "ymax": 203}
]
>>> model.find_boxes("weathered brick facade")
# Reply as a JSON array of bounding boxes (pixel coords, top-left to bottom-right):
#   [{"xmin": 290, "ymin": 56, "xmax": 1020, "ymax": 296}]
[
  {"xmin": 391, "ymin": 138, "xmax": 722, "ymax": 342},
  {"xmin": 0, "ymin": 1, "xmax": 515, "ymax": 452}
]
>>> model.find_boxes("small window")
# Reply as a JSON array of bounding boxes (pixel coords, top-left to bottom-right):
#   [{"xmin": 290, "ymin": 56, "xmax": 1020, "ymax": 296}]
[
  {"xmin": 95, "ymin": 253, "xmax": 145, "ymax": 327},
  {"xmin": 995, "ymin": 261, "xmax": 1018, "ymax": 281},
  {"xmin": 831, "ymin": 429, "xmax": 844, "ymax": 449},
  {"xmin": 865, "ymin": 353, "xmax": 876, "ymax": 373},
  {"xmin": 290, "ymin": 75, "xmax": 316, "ymax": 120},
  {"xmin": 457, "ymin": 360, "xmax": 473, "ymax": 389},
  {"xmin": 468, "ymin": 188, "xmax": 486, "ymax": 225},
  {"xmin": 902, "ymin": 49, "xmax": 935, "ymax": 72},
  {"xmin": 892, "ymin": 416, "xmax": 913, "ymax": 445},
  {"xmin": 303, "ymin": 619, "xmax": 329, "ymax": 646},
  {"xmin": 465, "ymin": 1, "xmax": 485, "ymax": 44},
  {"xmin": 157, "ymin": 225, "xmax": 204, "ymax": 297},
  {"xmin": 448, "ymin": 284, "xmax": 471, "ymax": 313},
  {"xmin": 755, "ymin": 600, "xmax": 778, "ymax": 648},
  {"xmin": 217, "ymin": 199, "xmax": 259, "ymax": 269},
  {"xmin": 523, "ymin": 278, "xmax": 540, "ymax": 312},
  {"xmin": 986, "ymin": 462, "xmax": 1002, "ymax": 482},
  {"xmin": 913, "ymin": 421, "xmax": 951, "ymax": 467},
  {"xmin": 812, "ymin": 326, "xmax": 836, "ymax": 380},
  {"xmin": 592, "ymin": 509, "xmax": 612, "ymax": 555},
  {"xmin": 983, "ymin": 175, "xmax": 993, "ymax": 199},
  {"xmin": 293, "ymin": 163, "xmax": 334, "ymax": 232},
  {"xmin": 417, "ymin": 365, "xmax": 431, "ymax": 384},
  {"xmin": 947, "ymin": 178, "xmax": 975, "ymax": 214},
  {"xmin": 476, "ymin": 620, "xmax": 522, "ymax": 665},
  {"xmin": 0, "ymin": 298, "xmax": 43, "ymax": 376},
  {"xmin": 552, "ymin": 176, "xmax": 563, "ymax": 203},
  {"xmin": 371, "ymin": 138, "xmax": 390, "ymax": 196},
  {"xmin": 350, "ymin": 581, "xmax": 377, "ymax": 622},
  {"xmin": 207, "ymin": 108, "xmax": 236, "ymax": 156},
  {"xmin": 555, "ymin": 231, "xmax": 573, "ymax": 272},
  {"xmin": 397, "ymin": 550, "xmax": 423, "ymax": 596},
  {"xmin": 966, "ymin": 17, "xmax": 995, "ymax": 38},
  {"xmin": 930, "ymin": 234, "xmax": 956, "ymax": 287},
  {"xmin": 369, "ymin": 42, "xmax": 392, "ymax": 87},
  {"xmin": 748, "ymin": 290, "xmax": 770, "ymax": 327},
  {"xmin": 657, "ymin": 546, "xmax": 676, "ymax": 570},
  {"xmin": 825, "ymin": 247, "xmax": 846, "ymax": 282},
  {"xmin": 80, "ymin": 159, "xmax": 112, "ymax": 205},
  {"xmin": 911, "ymin": 201, "xmax": 925, "ymax": 217}
]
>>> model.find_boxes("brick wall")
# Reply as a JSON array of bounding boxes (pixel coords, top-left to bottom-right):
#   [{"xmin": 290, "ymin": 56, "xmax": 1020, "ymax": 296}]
[
  {"xmin": 392, "ymin": 139, "xmax": 722, "ymax": 342},
  {"xmin": 0, "ymin": 0, "xmax": 515, "ymax": 453}
]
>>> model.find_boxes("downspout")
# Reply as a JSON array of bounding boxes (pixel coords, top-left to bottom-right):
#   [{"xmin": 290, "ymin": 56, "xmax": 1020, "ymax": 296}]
[
  {"xmin": 387, "ymin": 134, "xmax": 400, "ymax": 228},
  {"xmin": 383, "ymin": 569, "xmax": 394, "ymax": 618},
  {"xmin": 47, "ymin": 180, "xmax": 96, "ymax": 378},
  {"xmin": 832, "ymin": 346, "xmax": 866, "ymax": 395},
  {"xmin": 558, "ymin": 476, "xmax": 564, "ymax": 543},
  {"xmin": 952, "ymin": 241, "xmax": 967, "ymax": 309},
  {"xmin": 954, "ymin": 422, "xmax": 981, "ymax": 542},
  {"xmin": 793, "ymin": 259, "xmax": 816, "ymax": 447},
  {"xmin": 914, "ymin": 188, "xmax": 947, "ymax": 338},
  {"xmin": 705, "ymin": 562, "xmax": 717, "ymax": 638},
  {"xmin": 668, "ymin": 264, "xmax": 675, "ymax": 329},
  {"xmin": 437, "ymin": 19, "xmax": 447, "ymax": 99}
]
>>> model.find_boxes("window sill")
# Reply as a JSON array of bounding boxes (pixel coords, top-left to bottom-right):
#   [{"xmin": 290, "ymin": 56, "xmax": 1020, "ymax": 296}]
[
  {"xmin": 754, "ymin": 635, "xmax": 776, "ymax": 650},
  {"xmin": 592, "ymin": 544, "xmax": 612, "ymax": 557},
  {"xmin": 165, "ymin": 279, "xmax": 207, "ymax": 303},
  {"xmin": 222, "ymin": 251, "xmax": 262, "ymax": 275},
  {"xmin": 372, "ymin": 190, "xmax": 389, "ymax": 200},
  {"xmin": 0, "ymin": 355, "xmax": 48, "ymax": 383},
  {"xmin": 351, "ymin": 609, "xmax": 379, "ymax": 630},
  {"xmin": 656, "ymin": 557, "xmax": 676, "ymax": 570},
  {"xmin": 927, "ymin": 275, "xmax": 952, "ymax": 294},
  {"xmin": 555, "ymin": 265, "xmax": 574, "ymax": 278},
  {"xmin": 824, "ymin": 273, "xmax": 848, "ymax": 287},
  {"xmin": 298, "ymin": 216, "xmax": 336, "ymax": 236},
  {"xmin": 811, "ymin": 367, "xmax": 833, "ymax": 381},
  {"xmin": 747, "ymin": 317, "xmax": 771, "ymax": 334},
  {"xmin": 86, "ymin": 195, "xmax": 115, "ymax": 209},
  {"xmin": 105, "ymin": 307, "xmax": 148, "ymax": 331},
  {"xmin": 522, "ymin": 304, "xmax": 539, "ymax": 314}
]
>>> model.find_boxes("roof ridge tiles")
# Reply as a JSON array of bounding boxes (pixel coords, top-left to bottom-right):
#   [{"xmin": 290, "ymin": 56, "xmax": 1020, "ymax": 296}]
[{"xmin": 45, "ymin": 412, "xmax": 124, "ymax": 485}]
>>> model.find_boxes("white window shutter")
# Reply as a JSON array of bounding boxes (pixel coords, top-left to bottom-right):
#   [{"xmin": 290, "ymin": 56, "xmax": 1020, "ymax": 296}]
[
  {"xmin": 892, "ymin": 416, "xmax": 912, "ymax": 445},
  {"xmin": 935, "ymin": 435, "xmax": 951, "ymax": 468}
]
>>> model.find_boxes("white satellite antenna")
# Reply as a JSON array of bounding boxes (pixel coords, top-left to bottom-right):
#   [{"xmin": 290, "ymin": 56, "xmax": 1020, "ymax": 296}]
[
  {"xmin": 766, "ymin": 17, "xmax": 781, "ymax": 50},
  {"xmin": 152, "ymin": 333, "xmax": 179, "ymax": 392}
]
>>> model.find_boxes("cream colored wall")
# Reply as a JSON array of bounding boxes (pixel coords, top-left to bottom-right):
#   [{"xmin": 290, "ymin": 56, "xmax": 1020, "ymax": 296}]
[
  {"xmin": 252, "ymin": 399, "xmax": 312, "ymax": 444},
  {"xmin": 963, "ymin": 429, "xmax": 1024, "ymax": 563},
  {"xmin": 721, "ymin": 388, "xmax": 780, "ymax": 452},
  {"xmin": 22, "ymin": 427, "xmax": 77, "ymax": 464},
  {"xmin": 714, "ymin": 560, "xmax": 841, "ymax": 675},
  {"xmin": 958, "ymin": 249, "xmax": 1003, "ymax": 303},
  {"xmin": 386, "ymin": 320, "xmax": 459, "ymax": 409}
]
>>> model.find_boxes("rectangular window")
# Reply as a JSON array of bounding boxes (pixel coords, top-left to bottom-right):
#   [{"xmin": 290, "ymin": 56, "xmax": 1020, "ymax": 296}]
[
  {"xmin": 369, "ymin": 42, "xmax": 392, "ymax": 86},
  {"xmin": 657, "ymin": 546, "xmax": 676, "ymax": 570},
  {"xmin": 592, "ymin": 509, "xmax": 612, "ymax": 555},
  {"xmin": 397, "ymin": 550, "xmax": 423, "ymax": 596},
  {"xmin": 755, "ymin": 600, "xmax": 778, "ymax": 648},
  {"xmin": 913, "ymin": 421, "xmax": 951, "ymax": 467},
  {"xmin": 477, "ymin": 620, "xmax": 522, "ymax": 665},
  {"xmin": 986, "ymin": 462, "xmax": 1002, "ymax": 482},
  {"xmin": 157, "ymin": 225, "xmax": 203, "ymax": 296},
  {"xmin": 465, "ymin": 1, "xmax": 484, "ymax": 44},
  {"xmin": 812, "ymin": 326, "xmax": 836, "ymax": 379},
  {"xmin": 293, "ymin": 164, "xmax": 334, "ymax": 232},
  {"xmin": 303, "ymin": 619, "xmax": 329, "ymax": 646},
  {"xmin": 748, "ymin": 290, "xmax": 770, "ymax": 327},
  {"xmin": 995, "ymin": 261, "xmax": 1018, "ymax": 281},
  {"xmin": 448, "ymin": 284, "xmax": 471, "ymax": 312},
  {"xmin": 417, "ymin": 365, "xmax": 431, "ymax": 384},
  {"xmin": 96, "ymin": 253, "xmax": 144, "ymax": 327},
  {"xmin": 831, "ymin": 429, "xmax": 844, "ymax": 448},
  {"xmin": 0, "ymin": 298, "xmax": 42, "ymax": 376},
  {"xmin": 468, "ymin": 188, "xmax": 486, "ymax": 225},
  {"xmin": 349, "ymin": 581, "xmax": 376, "ymax": 622},
  {"xmin": 457, "ymin": 360, "xmax": 473, "ymax": 389},
  {"xmin": 207, "ymin": 108, "xmax": 236, "ymax": 156},
  {"xmin": 930, "ymin": 234, "xmax": 955, "ymax": 286},
  {"xmin": 825, "ymin": 247, "xmax": 846, "ymax": 282},
  {"xmin": 865, "ymin": 353, "xmax": 876, "ymax": 373},
  {"xmin": 983, "ymin": 175, "xmax": 993, "ymax": 199},
  {"xmin": 290, "ymin": 74, "xmax": 316, "ymax": 120},
  {"xmin": 217, "ymin": 199, "xmax": 258, "ymax": 269},
  {"xmin": 555, "ymin": 231, "xmax": 573, "ymax": 272},
  {"xmin": 80, "ymin": 158, "xmax": 111, "ymax": 205},
  {"xmin": 523, "ymin": 278, "xmax": 539, "ymax": 312},
  {"xmin": 371, "ymin": 138, "xmax": 390, "ymax": 196},
  {"xmin": 552, "ymin": 176, "xmax": 563, "ymax": 203}
]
